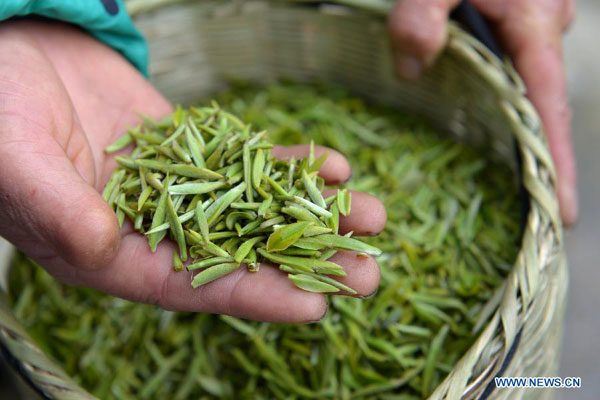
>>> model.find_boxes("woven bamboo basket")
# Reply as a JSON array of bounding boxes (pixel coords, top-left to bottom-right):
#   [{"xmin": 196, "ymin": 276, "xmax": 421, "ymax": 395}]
[{"xmin": 0, "ymin": 0, "xmax": 567, "ymax": 399}]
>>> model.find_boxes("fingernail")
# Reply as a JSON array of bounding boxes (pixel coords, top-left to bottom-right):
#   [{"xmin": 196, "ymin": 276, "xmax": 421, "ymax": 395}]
[
  {"xmin": 359, "ymin": 288, "xmax": 379, "ymax": 300},
  {"xmin": 558, "ymin": 184, "xmax": 578, "ymax": 227},
  {"xmin": 395, "ymin": 55, "xmax": 422, "ymax": 80},
  {"xmin": 345, "ymin": 170, "xmax": 353, "ymax": 184},
  {"xmin": 306, "ymin": 303, "xmax": 329, "ymax": 324}
]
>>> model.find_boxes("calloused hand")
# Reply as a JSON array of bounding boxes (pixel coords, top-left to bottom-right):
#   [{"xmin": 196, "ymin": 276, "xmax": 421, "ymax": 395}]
[
  {"xmin": 389, "ymin": 0, "xmax": 577, "ymax": 226},
  {"xmin": 0, "ymin": 20, "xmax": 385, "ymax": 322}
]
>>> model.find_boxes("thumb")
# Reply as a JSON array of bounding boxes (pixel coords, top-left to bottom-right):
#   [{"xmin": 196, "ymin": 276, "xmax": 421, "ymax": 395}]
[
  {"xmin": 388, "ymin": 0, "xmax": 461, "ymax": 79},
  {"xmin": 0, "ymin": 113, "xmax": 121, "ymax": 270},
  {"xmin": 496, "ymin": 2, "xmax": 577, "ymax": 225},
  {"xmin": 0, "ymin": 30, "xmax": 120, "ymax": 270}
]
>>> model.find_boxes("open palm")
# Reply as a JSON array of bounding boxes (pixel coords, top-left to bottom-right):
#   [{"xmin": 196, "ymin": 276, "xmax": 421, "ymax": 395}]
[{"xmin": 0, "ymin": 20, "xmax": 385, "ymax": 322}]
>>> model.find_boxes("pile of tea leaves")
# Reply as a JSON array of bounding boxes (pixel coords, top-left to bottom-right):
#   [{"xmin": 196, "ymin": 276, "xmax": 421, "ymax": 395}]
[
  {"xmin": 9, "ymin": 82, "xmax": 520, "ymax": 399},
  {"xmin": 102, "ymin": 101, "xmax": 380, "ymax": 293}
]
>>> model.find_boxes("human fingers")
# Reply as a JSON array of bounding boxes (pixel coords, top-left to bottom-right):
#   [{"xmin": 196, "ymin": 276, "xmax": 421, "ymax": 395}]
[
  {"xmin": 494, "ymin": 0, "xmax": 577, "ymax": 225},
  {"xmin": 388, "ymin": 0, "xmax": 461, "ymax": 79}
]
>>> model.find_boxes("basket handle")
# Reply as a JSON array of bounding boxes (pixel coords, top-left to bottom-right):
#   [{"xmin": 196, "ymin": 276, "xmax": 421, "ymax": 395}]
[{"xmin": 451, "ymin": 1, "xmax": 530, "ymax": 235}]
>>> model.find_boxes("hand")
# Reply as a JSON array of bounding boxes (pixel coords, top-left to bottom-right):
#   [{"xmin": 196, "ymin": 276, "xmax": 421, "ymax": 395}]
[
  {"xmin": 388, "ymin": 0, "xmax": 577, "ymax": 226},
  {"xmin": 0, "ymin": 20, "xmax": 385, "ymax": 322}
]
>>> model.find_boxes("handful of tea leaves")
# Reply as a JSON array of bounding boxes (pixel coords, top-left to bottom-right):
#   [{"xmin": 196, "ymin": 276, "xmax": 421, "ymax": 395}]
[
  {"xmin": 10, "ymin": 82, "xmax": 520, "ymax": 399},
  {"xmin": 102, "ymin": 104, "xmax": 380, "ymax": 293}
]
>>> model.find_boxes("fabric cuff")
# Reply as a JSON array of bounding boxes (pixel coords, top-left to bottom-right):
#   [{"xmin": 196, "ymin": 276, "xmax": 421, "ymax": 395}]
[{"xmin": 0, "ymin": 0, "xmax": 149, "ymax": 76}]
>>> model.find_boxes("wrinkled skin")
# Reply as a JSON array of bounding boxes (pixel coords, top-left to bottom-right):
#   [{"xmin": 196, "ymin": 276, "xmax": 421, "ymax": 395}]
[
  {"xmin": 389, "ymin": 0, "xmax": 577, "ymax": 226},
  {"xmin": 0, "ymin": 20, "xmax": 386, "ymax": 323}
]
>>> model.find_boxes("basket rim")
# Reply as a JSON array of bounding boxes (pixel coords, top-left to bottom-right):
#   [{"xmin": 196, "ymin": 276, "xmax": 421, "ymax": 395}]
[{"xmin": 0, "ymin": 1, "xmax": 565, "ymax": 400}]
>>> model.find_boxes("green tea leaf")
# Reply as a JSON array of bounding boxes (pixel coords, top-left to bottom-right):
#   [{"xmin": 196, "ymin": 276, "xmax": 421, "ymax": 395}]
[
  {"xmin": 266, "ymin": 222, "xmax": 312, "ymax": 252},
  {"xmin": 204, "ymin": 182, "xmax": 247, "ymax": 226},
  {"xmin": 166, "ymin": 195, "xmax": 187, "ymax": 261},
  {"xmin": 258, "ymin": 248, "xmax": 346, "ymax": 276},
  {"xmin": 337, "ymin": 189, "xmax": 352, "ymax": 217},
  {"xmin": 169, "ymin": 182, "xmax": 226, "ymax": 195},
  {"xmin": 192, "ymin": 263, "xmax": 240, "ymax": 288},
  {"xmin": 148, "ymin": 181, "xmax": 169, "ymax": 252},
  {"xmin": 422, "ymin": 325, "xmax": 449, "ymax": 397},
  {"xmin": 301, "ymin": 169, "xmax": 327, "ymax": 209},
  {"xmin": 173, "ymin": 250, "xmax": 184, "ymax": 272},
  {"xmin": 252, "ymin": 148, "xmax": 265, "ymax": 189},
  {"xmin": 293, "ymin": 196, "xmax": 332, "ymax": 218},
  {"xmin": 297, "ymin": 234, "xmax": 382, "ymax": 256},
  {"xmin": 288, "ymin": 274, "xmax": 339, "ymax": 293},
  {"xmin": 234, "ymin": 236, "xmax": 264, "ymax": 264},
  {"xmin": 105, "ymin": 133, "xmax": 133, "ymax": 153}
]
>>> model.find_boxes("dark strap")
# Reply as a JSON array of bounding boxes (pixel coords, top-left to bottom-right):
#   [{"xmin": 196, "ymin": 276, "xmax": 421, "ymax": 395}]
[{"xmin": 450, "ymin": 1, "xmax": 502, "ymax": 58}]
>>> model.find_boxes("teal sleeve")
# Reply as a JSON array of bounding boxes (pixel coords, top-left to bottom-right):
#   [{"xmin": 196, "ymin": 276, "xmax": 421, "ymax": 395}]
[{"xmin": 0, "ymin": 0, "xmax": 149, "ymax": 76}]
